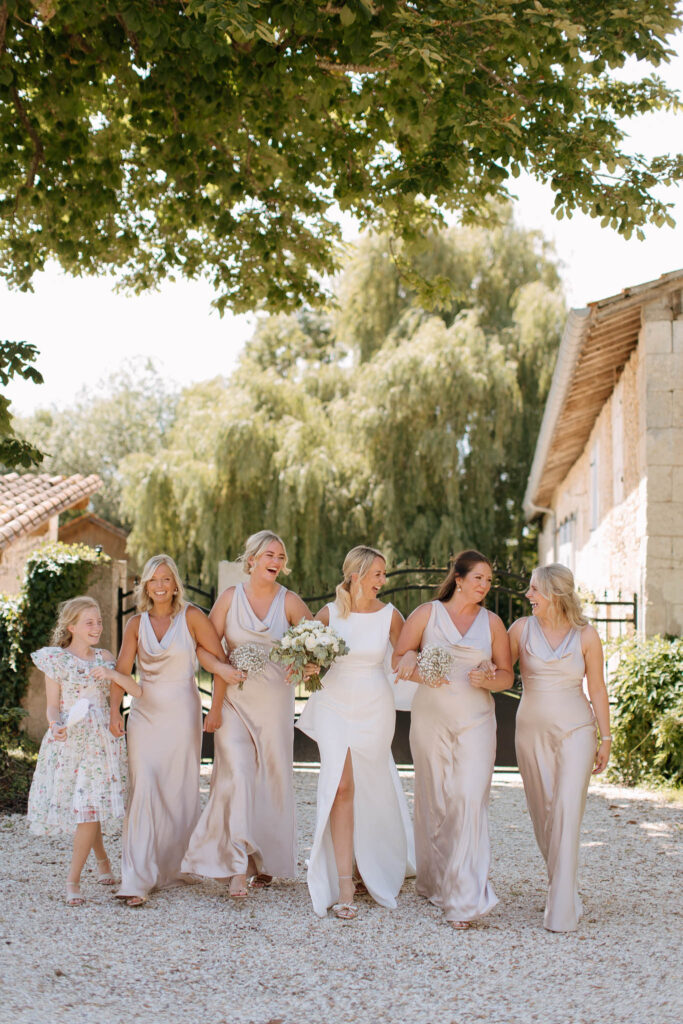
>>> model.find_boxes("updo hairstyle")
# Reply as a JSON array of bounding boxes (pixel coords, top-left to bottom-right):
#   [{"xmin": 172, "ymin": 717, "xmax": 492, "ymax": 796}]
[
  {"xmin": 52, "ymin": 597, "xmax": 102, "ymax": 648},
  {"xmin": 236, "ymin": 530, "xmax": 291, "ymax": 576},
  {"xmin": 531, "ymin": 564, "xmax": 589, "ymax": 628},
  {"xmin": 136, "ymin": 554, "xmax": 185, "ymax": 616},
  {"xmin": 335, "ymin": 545, "xmax": 386, "ymax": 619},
  {"xmin": 436, "ymin": 549, "xmax": 492, "ymax": 604}
]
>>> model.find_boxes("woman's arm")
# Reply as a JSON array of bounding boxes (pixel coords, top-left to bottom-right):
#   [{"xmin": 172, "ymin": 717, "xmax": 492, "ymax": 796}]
[
  {"xmin": 469, "ymin": 614, "xmax": 514, "ymax": 691},
  {"xmin": 583, "ymin": 625, "xmax": 612, "ymax": 774},
  {"xmin": 187, "ymin": 605, "xmax": 242, "ymax": 733},
  {"xmin": 507, "ymin": 618, "xmax": 526, "ymax": 667},
  {"xmin": 45, "ymin": 675, "xmax": 66, "ymax": 741},
  {"xmin": 92, "ymin": 649, "xmax": 142, "ymax": 697},
  {"xmin": 109, "ymin": 616, "xmax": 140, "ymax": 736},
  {"xmin": 389, "ymin": 608, "xmax": 405, "ymax": 649},
  {"xmin": 286, "ymin": 591, "xmax": 314, "ymax": 625},
  {"xmin": 393, "ymin": 604, "xmax": 432, "ymax": 682}
]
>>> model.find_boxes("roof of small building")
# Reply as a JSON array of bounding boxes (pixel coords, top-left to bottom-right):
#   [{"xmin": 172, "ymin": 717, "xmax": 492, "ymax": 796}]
[
  {"xmin": 0, "ymin": 472, "xmax": 102, "ymax": 551},
  {"xmin": 58, "ymin": 511, "xmax": 129, "ymax": 542},
  {"xmin": 523, "ymin": 268, "xmax": 683, "ymax": 519}
]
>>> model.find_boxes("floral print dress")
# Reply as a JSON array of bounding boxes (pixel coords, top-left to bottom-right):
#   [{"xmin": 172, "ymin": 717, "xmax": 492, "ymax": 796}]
[{"xmin": 27, "ymin": 647, "xmax": 128, "ymax": 836}]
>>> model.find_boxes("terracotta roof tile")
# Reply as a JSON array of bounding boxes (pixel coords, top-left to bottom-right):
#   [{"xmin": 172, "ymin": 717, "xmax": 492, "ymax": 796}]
[{"xmin": 0, "ymin": 473, "xmax": 102, "ymax": 551}]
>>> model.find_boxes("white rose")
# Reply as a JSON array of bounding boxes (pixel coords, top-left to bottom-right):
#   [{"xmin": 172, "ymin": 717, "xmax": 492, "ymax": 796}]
[{"xmin": 304, "ymin": 635, "xmax": 317, "ymax": 651}]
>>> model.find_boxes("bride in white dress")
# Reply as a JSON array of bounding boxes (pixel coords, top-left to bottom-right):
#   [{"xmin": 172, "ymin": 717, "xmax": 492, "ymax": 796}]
[{"xmin": 296, "ymin": 546, "xmax": 415, "ymax": 920}]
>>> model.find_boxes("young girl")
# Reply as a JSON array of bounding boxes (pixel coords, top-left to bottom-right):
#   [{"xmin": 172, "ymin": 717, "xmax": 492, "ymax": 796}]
[{"xmin": 28, "ymin": 596, "xmax": 141, "ymax": 906}]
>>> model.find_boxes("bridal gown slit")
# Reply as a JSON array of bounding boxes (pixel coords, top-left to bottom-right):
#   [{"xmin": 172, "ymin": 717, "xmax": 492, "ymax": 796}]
[
  {"xmin": 296, "ymin": 603, "xmax": 415, "ymax": 917},
  {"xmin": 515, "ymin": 616, "xmax": 596, "ymax": 931},
  {"xmin": 182, "ymin": 583, "xmax": 297, "ymax": 880},
  {"xmin": 409, "ymin": 601, "xmax": 498, "ymax": 923},
  {"xmin": 119, "ymin": 605, "xmax": 202, "ymax": 899}
]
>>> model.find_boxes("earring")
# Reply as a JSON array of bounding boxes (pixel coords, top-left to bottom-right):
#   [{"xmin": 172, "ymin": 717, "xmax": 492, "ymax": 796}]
[{"xmin": 457, "ymin": 585, "xmax": 462, "ymax": 592}]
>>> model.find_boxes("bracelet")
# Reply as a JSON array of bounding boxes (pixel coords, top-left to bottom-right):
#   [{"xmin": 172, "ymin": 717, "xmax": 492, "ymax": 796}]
[{"xmin": 600, "ymin": 734, "xmax": 613, "ymax": 742}]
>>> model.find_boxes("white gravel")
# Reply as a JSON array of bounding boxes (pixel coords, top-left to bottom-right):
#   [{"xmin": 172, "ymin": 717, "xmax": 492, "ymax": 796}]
[{"xmin": 0, "ymin": 767, "xmax": 681, "ymax": 1024}]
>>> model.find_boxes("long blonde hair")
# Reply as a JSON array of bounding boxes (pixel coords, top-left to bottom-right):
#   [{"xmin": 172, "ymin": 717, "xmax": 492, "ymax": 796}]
[
  {"xmin": 236, "ymin": 530, "xmax": 291, "ymax": 576},
  {"xmin": 51, "ymin": 597, "xmax": 101, "ymax": 648},
  {"xmin": 136, "ymin": 554, "xmax": 185, "ymax": 615},
  {"xmin": 335, "ymin": 545, "xmax": 386, "ymax": 618},
  {"xmin": 531, "ymin": 564, "xmax": 588, "ymax": 628}
]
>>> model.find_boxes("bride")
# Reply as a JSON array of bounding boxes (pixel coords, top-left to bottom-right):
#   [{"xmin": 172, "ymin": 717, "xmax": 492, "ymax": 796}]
[{"xmin": 296, "ymin": 545, "xmax": 415, "ymax": 920}]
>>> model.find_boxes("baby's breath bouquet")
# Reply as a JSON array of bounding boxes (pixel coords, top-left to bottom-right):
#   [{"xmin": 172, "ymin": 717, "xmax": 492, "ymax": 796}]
[
  {"xmin": 229, "ymin": 643, "xmax": 270, "ymax": 689},
  {"xmin": 417, "ymin": 644, "xmax": 454, "ymax": 687},
  {"xmin": 270, "ymin": 619, "xmax": 350, "ymax": 693}
]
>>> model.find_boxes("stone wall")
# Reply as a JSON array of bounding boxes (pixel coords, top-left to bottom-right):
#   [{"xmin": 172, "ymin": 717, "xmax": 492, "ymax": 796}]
[{"xmin": 0, "ymin": 519, "xmax": 56, "ymax": 596}]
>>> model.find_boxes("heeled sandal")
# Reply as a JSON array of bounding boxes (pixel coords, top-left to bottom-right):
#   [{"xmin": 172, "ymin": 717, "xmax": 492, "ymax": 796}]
[
  {"xmin": 448, "ymin": 920, "xmax": 471, "ymax": 930},
  {"xmin": 96, "ymin": 857, "xmax": 116, "ymax": 886},
  {"xmin": 228, "ymin": 876, "xmax": 249, "ymax": 899},
  {"xmin": 66, "ymin": 882, "xmax": 85, "ymax": 907},
  {"xmin": 332, "ymin": 876, "xmax": 357, "ymax": 920},
  {"xmin": 249, "ymin": 873, "xmax": 273, "ymax": 890}
]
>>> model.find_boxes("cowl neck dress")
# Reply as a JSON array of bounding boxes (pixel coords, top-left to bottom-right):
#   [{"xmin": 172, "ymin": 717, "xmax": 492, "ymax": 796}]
[
  {"xmin": 118, "ymin": 605, "xmax": 201, "ymax": 900},
  {"xmin": 182, "ymin": 583, "xmax": 297, "ymax": 880},
  {"xmin": 296, "ymin": 602, "xmax": 415, "ymax": 916},
  {"xmin": 409, "ymin": 601, "xmax": 498, "ymax": 923},
  {"xmin": 516, "ymin": 615, "xmax": 596, "ymax": 931}
]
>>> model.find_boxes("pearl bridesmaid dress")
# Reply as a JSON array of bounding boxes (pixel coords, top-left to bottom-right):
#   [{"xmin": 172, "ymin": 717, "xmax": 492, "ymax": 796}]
[
  {"xmin": 410, "ymin": 601, "xmax": 498, "ymax": 924},
  {"xmin": 296, "ymin": 602, "xmax": 415, "ymax": 917},
  {"xmin": 182, "ymin": 583, "xmax": 297, "ymax": 880},
  {"xmin": 118, "ymin": 605, "xmax": 202, "ymax": 900},
  {"xmin": 516, "ymin": 616, "xmax": 596, "ymax": 931}
]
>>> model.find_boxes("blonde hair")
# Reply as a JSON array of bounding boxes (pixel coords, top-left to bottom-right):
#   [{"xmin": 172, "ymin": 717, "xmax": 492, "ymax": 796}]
[
  {"xmin": 136, "ymin": 554, "xmax": 185, "ymax": 615},
  {"xmin": 335, "ymin": 545, "xmax": 386, "ymax": 618},
  {"xmin": 52, "ymin": 597, "xmax": 101, "ymax": 648},
  {"xmin": 531, "ymin": 564, "xmax": 589, "ymax": 628},
  {"xmin": 236, "ymin": 530, "xmax": 291, "ymax": 576}
]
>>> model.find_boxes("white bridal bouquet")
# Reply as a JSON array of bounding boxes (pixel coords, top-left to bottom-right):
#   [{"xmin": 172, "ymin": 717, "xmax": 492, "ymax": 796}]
[
  {"xmin": 229, "ymin": 643, "xmax": 271, "ymax": 689},
  {"xmin": 270, "ymin": 619, "xmax": 350, "ymax": 693},
  {"xmin": 416, "ymin": 644, "xmax": 454, "ymax": 687}
]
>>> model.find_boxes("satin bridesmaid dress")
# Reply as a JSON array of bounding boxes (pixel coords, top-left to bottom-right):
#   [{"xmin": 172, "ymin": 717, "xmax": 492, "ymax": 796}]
[
  {"xmin": 296, "ymin": 602, "xmax": 415, "ymax": 916},
  {"xmin": 118, "ymin": 606, "xmax": 202, "ymax": 900},
  {"xmin": 410, "ymin": 602, "xmax": 498, "ymax": 924},
  {"xmin": 182, "ymin": 583, "xmax": 297, "ymax": 880},
  {"xmin": 516, "ymin": 616, "xmax": 596, "ymax": 931}
]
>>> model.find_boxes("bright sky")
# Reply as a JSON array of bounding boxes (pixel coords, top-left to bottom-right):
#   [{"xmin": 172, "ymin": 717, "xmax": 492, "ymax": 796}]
[{"xmin": 2, "ymin": 36, "xmax": 682, "ymax": 416}]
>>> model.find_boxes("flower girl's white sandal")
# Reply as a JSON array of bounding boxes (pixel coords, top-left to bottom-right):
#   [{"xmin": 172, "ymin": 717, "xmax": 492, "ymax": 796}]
[
  {"xmin": 96, "ymin": 857, "xmax": 116, "ymax": 885},
  {"xmin": 65, "ymin": 882, "xmax": 85, "ymax": 907}
]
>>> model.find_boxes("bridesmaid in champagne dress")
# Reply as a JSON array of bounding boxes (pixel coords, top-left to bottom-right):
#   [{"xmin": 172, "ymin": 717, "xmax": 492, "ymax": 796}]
[
  {"xmin": 109, "ymin": 554, "xmax": 225, "ymax": 906},
  {"xmin": 182, "ymin": 531, "xmax": 313, "ymax": 898},
  {"xmin": 296, "ymin": 546, "xmax": 415, "ymax": 920},
  {"xmin": 509, "ymin": 563, "xmax": 611, "ymax": 932},
  {"xmin": 394, "ymin": 550, "xmax": 513, "ymax": 929}
]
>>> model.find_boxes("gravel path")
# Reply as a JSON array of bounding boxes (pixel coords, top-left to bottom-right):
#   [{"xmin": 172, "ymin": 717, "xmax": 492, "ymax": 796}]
[{"xmin": 1, "ymin": 767, "xmax": 681, "ymax": 1024}]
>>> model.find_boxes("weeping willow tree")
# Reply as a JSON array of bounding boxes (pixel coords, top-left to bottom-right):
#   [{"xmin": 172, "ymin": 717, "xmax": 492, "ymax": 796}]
[{"xmin": 120, "ymin": 212, "xmax": 565, "ymax": 591}]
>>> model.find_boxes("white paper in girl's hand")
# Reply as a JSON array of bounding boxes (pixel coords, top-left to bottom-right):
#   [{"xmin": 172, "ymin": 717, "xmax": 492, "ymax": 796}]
[{"xmin": 66, "ymin": 698, "xmax": 91, "ymax": 727}]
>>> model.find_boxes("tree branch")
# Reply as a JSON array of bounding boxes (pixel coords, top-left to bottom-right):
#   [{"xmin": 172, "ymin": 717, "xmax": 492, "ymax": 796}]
[
  {"xmin": 0, "ymin": 2, "xmax": 8, "ymax": 57},
  {"xmin": 11, "ymin": 86, "xmax": 44, "ymax": 189}
]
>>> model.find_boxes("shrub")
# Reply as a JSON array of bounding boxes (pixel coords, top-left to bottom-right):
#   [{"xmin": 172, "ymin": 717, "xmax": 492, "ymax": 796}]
[
  {"xmin": 608, "ymin": 635, "xmax": 683, "ymax": 787},
  {"xmin": 0, "ymin": 542, "xmax": 109, "ymax": 742}
]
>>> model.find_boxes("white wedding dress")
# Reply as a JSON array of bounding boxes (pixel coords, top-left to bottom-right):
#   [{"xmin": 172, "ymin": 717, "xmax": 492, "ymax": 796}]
[{"xmin": 296, "ymin": 602, "xmax": 415, "ymax": 916}]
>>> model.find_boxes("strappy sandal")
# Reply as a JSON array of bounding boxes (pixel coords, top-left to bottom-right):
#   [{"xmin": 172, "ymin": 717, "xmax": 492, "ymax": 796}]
[
  {"xmin": 96, "ymin": 857, "xmax": 116, "ymax": 886},
  {"xmin": 249, "ymin": 874, "xmax": 273, "ymax": 890},
  {"xmin": 125, "ymin": 896, "xmax": 146, "ymax": 907},
  {"xmin": 449, "ymin": 920, "xmax": 471, "ymax": 930},
  {"xmin": 332, "ymin": 902, "xmax": 358, "ymax": 920},
  {"xmin": 229, "ymin": 876, "xmax": 249, "ymax": 899},
  {"xmin": 66, "ymin": 882, "xmax": 85, "ymax": 907}
]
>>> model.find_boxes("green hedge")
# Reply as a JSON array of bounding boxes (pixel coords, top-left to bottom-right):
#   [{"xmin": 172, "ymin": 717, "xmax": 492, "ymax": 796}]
[
  {"xmin": 608, "ymin": 635, "xmax": 683, "ymax": 788},
  {"xmin": 0, "ymin": 542, "xmax": 109, "ymax": 744}
]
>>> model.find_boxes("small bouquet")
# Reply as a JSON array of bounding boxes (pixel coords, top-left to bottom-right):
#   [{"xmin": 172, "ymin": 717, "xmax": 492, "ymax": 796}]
[
  {"xmin": 229, "ymin": 643, "xmax": 271, "ymax": 689},
  {"xmin": 417, "ymin": 644, "xmax": 454, "ymax": 687},
  {"xmin": 270, "ymin": 619, "xmax": 350, "ymax": 693}
]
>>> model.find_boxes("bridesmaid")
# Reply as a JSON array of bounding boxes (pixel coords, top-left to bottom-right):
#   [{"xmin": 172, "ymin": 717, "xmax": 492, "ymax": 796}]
[
  {"xmin": 296, "ymin": 546, "xmax": 415, "ymax": 920},
  {"xmin": 109, "ymin": 554, "xmax": 225, "ymax": 906},
  {"xmin": 394, "ymin": 549, "xmax": 513, "ymax": 929},
  {"xmin": 181, "ymin": 530, "xmax": 312, "ymax": 898},
  {"xmin": 509, "ymin": 563, "xmax": 611, "ymax": 932}
]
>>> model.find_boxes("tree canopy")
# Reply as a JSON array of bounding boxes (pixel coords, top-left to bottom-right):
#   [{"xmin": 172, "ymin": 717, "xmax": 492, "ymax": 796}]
[
  {"xmin": 0, "ymin": 339, "xmax": 43, "ymax": 469},
  {"xmin": 1, "ymin": 0, "xmax": 681, "ymax": 312}
]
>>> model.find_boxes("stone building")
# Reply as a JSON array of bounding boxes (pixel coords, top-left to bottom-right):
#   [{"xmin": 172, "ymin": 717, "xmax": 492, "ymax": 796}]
[{"xmin": 523, "ymin": 269, "xmax": 683, "ymax": 637}]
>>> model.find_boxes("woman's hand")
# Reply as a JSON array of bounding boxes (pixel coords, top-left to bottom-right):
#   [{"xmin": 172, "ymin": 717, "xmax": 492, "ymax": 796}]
[
  {"xmin": 91, "ymin": 665, "xmax": 113, "ymax": 682},
  {"xmin": 593, "ymin": 738, "xmax": 611, "ymax": 774},
  {"xmin": 49, "ymin": 720, "xmax": 67, "ymax": 742},
  {"xmin": 214, "ymin": 663, "xmax": 246, "ymax": 687},
  {"xmin": 109, "ymin": 711, "xmax": 125, "ymax": 738},
  {"xmin": 395, "ymin": 651, "xmax": 418, "ymax": 680},
  {"xmin": 203, "ymin": 705, "xmax": 223, "ymax": 733},
  {"xmin": 469, "ymin": 659, "xmax": 497, "ymax": 689}
]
